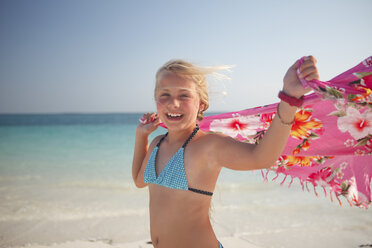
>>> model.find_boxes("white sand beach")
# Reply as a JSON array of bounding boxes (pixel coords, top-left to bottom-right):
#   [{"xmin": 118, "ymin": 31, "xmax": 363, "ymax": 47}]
[
  {"xmin": 9, "ymin": 237, "xmax": 262, "ymax": 248},
  {"xmin": 1, "ymin": 176, "xmax": 372, "ymax": 248}
]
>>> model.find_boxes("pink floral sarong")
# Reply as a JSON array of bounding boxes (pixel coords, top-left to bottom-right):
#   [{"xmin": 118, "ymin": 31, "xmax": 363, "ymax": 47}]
[{"xmin": 200, "ymin": 57, "xmax": 372, "ymax": 209}]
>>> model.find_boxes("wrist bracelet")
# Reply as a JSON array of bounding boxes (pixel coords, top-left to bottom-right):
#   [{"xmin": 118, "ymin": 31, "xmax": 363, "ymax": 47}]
[
  {"xmin": 278, "ymin": 90, "xmax": 304, "ymax": 107},
  {"xmin": 276, "ymin": 103, "xmax": 295, "ymax": 126}
]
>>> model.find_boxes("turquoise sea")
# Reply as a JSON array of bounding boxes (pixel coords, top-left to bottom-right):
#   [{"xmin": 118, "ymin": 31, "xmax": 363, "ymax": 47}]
[
  {"xmin": 0, "ymin": 113, "xmax": 152, "ymax": 184},
  {"xmin": 0, "ymin": 113, "xmax": 371, "ymax": 248}
]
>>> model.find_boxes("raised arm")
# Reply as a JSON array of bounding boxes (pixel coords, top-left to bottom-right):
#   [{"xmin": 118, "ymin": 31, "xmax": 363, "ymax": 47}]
[
  {"xmin": 132, "ymin": 113, "xmax": 159, "ymax": 188},
  {"xmin": 214, "ymin": 56, "xmax": 319, "ymax": 171}
]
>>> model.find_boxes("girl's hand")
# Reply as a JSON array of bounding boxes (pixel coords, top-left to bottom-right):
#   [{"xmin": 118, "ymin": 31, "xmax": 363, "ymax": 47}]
[
  {"xmin": 282, "ymin": 56, "xmax": 319, "ymax": 98},
  {"xmin": 137, "ymin": 112, "xmax": 160, "ymax": 136}
]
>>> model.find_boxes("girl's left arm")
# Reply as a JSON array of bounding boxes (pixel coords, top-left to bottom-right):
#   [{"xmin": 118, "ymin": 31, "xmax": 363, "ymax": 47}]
[{"xmin": 214, "ymin": 56, "xmax": 319, "ymax": 171}]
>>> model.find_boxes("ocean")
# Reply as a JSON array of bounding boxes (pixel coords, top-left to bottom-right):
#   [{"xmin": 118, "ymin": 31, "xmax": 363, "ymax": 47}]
[
  {"xmin": 0, "ymin": 113, "xmax": 149, "ymax": 184},
  {"xmin": 0, "ymin": 113, "xmax": 371, "ymax": 248}
]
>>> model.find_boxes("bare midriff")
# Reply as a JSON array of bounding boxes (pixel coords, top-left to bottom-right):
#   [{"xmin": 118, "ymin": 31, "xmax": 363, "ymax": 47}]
[{"xmin": 148, "ymin": 184, "xmax": 219, "ymax": 248}]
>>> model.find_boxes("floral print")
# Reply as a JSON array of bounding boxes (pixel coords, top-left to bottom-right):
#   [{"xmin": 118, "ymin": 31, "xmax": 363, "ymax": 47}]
[
  {"xmin": 290, "ymin": 109, "xmax": 323, "ymax": 140},
  {"xmin": 279, "ymin": 155, "xmax": 325, "ymax": 167},
  {"xmin": 337, "ymin": 107, "xmax": 372, "ymax": 140},
  {"xmin": 199, "ymin": 56, "xmax": 372, "ymax": 208},
  {"xmin": 209, "ymin": 114, "xmax": 263, "ymax": 140}
]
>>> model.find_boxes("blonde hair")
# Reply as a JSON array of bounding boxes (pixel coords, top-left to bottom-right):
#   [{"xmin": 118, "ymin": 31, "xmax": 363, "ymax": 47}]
[{"xmin": 155, "ymin": 59, "xmax": 231, "ymax": 121}]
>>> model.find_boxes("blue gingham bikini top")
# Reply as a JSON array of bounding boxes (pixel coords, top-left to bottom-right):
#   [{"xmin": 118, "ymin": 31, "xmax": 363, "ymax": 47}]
[{"xmin": 143, "ymin": 125, "xmax": 213, "ymax": 196}]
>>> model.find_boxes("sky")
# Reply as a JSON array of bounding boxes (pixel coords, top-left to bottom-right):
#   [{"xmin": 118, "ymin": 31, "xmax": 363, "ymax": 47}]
[{"xmin": 1, "ymin": 0, "xmax": 371, "ymax": 114}]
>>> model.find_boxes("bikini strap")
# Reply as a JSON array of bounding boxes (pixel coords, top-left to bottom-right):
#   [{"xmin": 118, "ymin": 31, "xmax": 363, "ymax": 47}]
[
  {"xmin": 156, "ymin": 124, "xmax": 199, "ymax": 148},
  {"xmin": 156, "ymin": 133, "xmax": 168, "ymax": 147},
  {"xmin": 182, "ymin": 124, "xmax": 199, "ymax": 148},
  {"xmin": 188, "ymin": 187, "xmax": 213, "ymax": 196}
]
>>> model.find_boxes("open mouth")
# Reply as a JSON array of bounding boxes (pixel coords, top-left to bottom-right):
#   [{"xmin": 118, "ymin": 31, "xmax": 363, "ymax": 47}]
[{"xmin": 166, "ymin": 112, "xmax": 183, "ymax": 121}]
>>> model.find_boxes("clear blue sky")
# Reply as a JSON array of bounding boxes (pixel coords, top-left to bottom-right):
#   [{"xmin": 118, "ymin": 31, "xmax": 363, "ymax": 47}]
[{"xmin": 1, "ymin": 0, "xmax": 371, "ymax": 114}]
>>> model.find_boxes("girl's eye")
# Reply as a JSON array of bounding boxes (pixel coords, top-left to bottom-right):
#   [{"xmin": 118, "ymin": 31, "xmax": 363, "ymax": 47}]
[
  {"xmin": 180, "ymin": 94, "xmax": 189, "ymax": 98},
  {"xmin": 160, "ymin": 93, "xmax": 170, "ymax": 97}
]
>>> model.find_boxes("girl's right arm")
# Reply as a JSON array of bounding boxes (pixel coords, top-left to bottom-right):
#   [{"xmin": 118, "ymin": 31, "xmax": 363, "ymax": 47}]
[{"xmin": 132, "ymin": 113, "xmax": 160, "ymax": 188}]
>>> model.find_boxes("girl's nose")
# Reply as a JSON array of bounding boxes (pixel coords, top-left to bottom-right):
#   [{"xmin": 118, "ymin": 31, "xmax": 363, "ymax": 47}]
[{"xmin": 168, "ymin": 97, "xmax": 180, "ymax": 108}]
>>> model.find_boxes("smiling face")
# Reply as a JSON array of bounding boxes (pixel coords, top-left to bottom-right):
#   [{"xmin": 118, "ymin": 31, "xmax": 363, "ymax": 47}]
[{"xmin": 155, "ymin": 71, "xmax": 203, "ymax": 130}]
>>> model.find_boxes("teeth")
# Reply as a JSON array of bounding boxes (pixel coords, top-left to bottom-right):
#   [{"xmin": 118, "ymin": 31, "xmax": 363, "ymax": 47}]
[{"xmin": 168, "ymin": 113, "xmax": 182, "ymax": 117}]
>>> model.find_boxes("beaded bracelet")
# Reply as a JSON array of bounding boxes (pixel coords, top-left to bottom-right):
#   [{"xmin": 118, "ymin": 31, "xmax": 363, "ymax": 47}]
[{"xmin": 276, "ymin": 103, "xmax": 295, "ymax": 126}]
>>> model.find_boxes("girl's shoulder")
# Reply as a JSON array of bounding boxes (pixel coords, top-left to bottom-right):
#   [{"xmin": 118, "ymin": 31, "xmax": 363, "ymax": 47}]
[
  {"xmin": 198, "ymin": 130, "xmax": 230, "ymax": 141},
  {"xmin": 196, "ymin": 131, "xmax": 247, "ymax": 157},
  {"xmin": 148, "ymin": 133, "xmax": 167, "ymax": 150},
  {"xmin": 195, "ymin": 131, "xmax": 231, "ymax": 149},
  {"xmin": 152, "ymin": 133, "xmax": 167, "ymax": 142},
  {"xmin": 191, "ymin": 131, "xmax": 236, "ymax": 168}
]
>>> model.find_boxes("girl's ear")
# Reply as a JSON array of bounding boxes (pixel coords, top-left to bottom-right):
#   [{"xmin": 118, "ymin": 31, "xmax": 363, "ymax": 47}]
[{"xmin": 199, "ymin": 102, "xmax": 206, "ymax": 112}]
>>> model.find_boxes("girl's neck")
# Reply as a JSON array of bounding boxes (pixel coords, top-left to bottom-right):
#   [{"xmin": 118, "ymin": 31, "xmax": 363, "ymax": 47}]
[{"xmin": 166, "ymin": 124, "xmax": 198, "ymax": 145}]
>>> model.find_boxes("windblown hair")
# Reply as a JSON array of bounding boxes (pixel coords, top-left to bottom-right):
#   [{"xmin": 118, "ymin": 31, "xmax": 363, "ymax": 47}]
[{"xmin": 155, "ymin": 59, "xmax": 231, "ymax": 121}]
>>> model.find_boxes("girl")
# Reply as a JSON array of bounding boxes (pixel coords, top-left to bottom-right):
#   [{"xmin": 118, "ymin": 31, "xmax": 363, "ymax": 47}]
[{"xmin": 132, "ymin": 56, "xmax": 319, "ymax": 248}]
